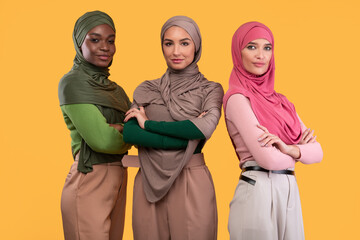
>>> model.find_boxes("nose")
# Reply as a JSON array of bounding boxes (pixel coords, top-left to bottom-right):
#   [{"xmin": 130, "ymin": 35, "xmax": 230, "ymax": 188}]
[
  {"xmin": 255, "ymin": 49, "xmax": 264, "ymax": 59},
  {"xmin": 100, "ymin": 41, "xmax": 110, "ymax": 52},
  {"xmin": 173, "ymin": 44, "xmax": 180, "ymax": 56}
]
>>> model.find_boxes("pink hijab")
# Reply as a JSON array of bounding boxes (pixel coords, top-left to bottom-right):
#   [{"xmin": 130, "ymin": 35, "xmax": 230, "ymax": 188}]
[{"xmin": 223, "ymin": 21, "xmax": 302, "ymax": 144}]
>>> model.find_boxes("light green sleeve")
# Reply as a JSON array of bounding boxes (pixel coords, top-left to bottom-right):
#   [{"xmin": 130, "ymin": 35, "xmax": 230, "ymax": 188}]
[{"xmin": 62, "ymin": 104, "xmax": 131, "ymax": 154}]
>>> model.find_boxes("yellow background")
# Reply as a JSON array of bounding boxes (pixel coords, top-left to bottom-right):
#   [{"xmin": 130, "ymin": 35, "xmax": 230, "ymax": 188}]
[{"xmin": 0, "ymin": 0, "xmax": 359, "ymax": 239}]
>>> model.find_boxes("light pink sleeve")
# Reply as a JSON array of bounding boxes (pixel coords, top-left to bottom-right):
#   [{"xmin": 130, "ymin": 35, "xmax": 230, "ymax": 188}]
[
  {"xmin": 295, "ymin": 114, "xmax": 323, "ymax": 164},
  {"xmin": 225, "ymin": 94, "xmax": 296, "ymax": 170}
]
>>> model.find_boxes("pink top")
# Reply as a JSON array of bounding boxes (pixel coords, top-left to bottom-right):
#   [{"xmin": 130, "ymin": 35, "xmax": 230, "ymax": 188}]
[{"xmin": 225, "ymin": 94, "xmax": 323, "ymax": 170}]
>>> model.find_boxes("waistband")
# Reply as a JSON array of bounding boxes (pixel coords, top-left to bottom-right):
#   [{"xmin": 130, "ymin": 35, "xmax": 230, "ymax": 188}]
[
  {"xmin": 74, "ymin": 152, "xmax": 123, "ymax": 166},
  {"xmin": 242, "ymin": 166, "xmax": 295, "ymax": 175},
  {"xmin": 122, "ymin": 153, "xmax": 205, "ymax": 168}
]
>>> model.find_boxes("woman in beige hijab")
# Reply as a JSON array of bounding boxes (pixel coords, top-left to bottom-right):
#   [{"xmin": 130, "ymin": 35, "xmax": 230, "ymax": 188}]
[{"xmin": 123, "ymin": 16, "xmax": 223, "ymax": 240}]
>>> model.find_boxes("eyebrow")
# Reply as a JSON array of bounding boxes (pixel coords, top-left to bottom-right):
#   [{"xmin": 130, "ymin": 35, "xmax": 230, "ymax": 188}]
[
  {"xmin": 89, "ymin": 33, "xmax": 115, "ymax": 38},
  {"xmin": 163, "ymin": 38, "xmax": 192, "ymax": 42},
  {"xmin": 247, "ymin": 41, "xmax": 272, "ymax": 46}
]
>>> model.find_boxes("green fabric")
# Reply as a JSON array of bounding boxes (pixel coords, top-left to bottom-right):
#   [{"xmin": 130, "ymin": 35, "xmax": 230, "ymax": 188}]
[
  {"xmin": 58, "ymin": 11, "xmax": 131, "ymax": 173},
  {"xmin": 61, "ymin": 104, "xmax": 131, "ymax": 155},
  {"xmin": 144, "ymin": 120, "xmax": 205, "ymax": 139},
  {"xmin": 123, "ymin": 119, "xmax": 188, "ymax": 149},
  {"xmin": 124, "ymin": 119, "xmax": 203, "ymax": 153},
  {"xmin": 58, "ymin": 11, "xmax": 128, "ymax": 112}
]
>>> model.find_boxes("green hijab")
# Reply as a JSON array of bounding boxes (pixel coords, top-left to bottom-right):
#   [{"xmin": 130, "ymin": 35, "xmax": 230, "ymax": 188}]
[
  {"xmin": 58, "ymin": 10, "xmax": 128, "ymax": 112},
  {"xmin": 58, "ymin": 11, "xmax": 130, "ymax": 173}
]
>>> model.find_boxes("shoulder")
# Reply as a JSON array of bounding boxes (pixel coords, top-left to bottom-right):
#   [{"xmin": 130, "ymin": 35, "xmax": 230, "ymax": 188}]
[
  {"xmin": 202, "ymin": 80, "xmax": 224, "ymax": 97},
  {"xmin": 58, "ymin": 69, "xmax": 89, "ymax": 93},
  {"xmin": 226, "ymin": 94, "xmax": 251, "ymax": 110},
  {"xmin": 134, "ymin": 79, "xmax": 160, "ymax": 95}
]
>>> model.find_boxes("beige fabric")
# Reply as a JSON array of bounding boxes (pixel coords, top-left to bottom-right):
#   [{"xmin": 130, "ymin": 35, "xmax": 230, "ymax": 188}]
[
  {"xmin": 228, "ymin": 161, "xmax": 304, "ymax": 240},
  {"xmin": 131, "ymin": 16, "xmax": 223, "ymax": 203},
  {"xmin": 132, "ymin": 154, "xmax": 217, "ymax": 240},
  {"xmin": 61, "ymin": 160, "xmax": 127, "ymax": 240}
]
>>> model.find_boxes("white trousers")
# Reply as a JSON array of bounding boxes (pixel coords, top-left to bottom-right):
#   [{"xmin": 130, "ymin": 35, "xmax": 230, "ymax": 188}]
[{"xmin": 228, "ymin": 161, "xmax": 304, "ymax": 240}]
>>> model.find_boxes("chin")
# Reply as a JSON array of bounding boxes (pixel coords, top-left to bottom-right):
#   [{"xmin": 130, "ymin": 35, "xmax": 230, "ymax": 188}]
[
  {"xmin": 95, "ymin": 62, "xmax": 110, "ymax": 68},
  {"xmin": 251, "ymin": 69, "xmax": 267, "ymax": 76}
]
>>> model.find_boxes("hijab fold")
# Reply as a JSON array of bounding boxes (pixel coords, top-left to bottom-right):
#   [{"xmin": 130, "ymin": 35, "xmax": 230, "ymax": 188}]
[
  {"xmin": 58, "ymin": 11, "xmax": 130, "ymax": 173},
  {"xmin": 223, "ymin": 21, "xmax": 301, "ymax": 145},
  {"xmin": 132, "ymin": 16, "xmax": 223, "ymax": 202}
]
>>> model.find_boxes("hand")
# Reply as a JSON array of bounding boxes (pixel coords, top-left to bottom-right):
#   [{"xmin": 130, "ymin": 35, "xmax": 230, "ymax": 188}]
[
  {"xmin": 257, "ymin": 125, "xmax": 300, "ymax": 159},
  {"xmin": 124, "ymin": 107, "xmax": 148, "ymax": 129},
  {"xmin": 109, "ymin": 124, "xmax": 123, "ymax": 133},
  {"xmin": 298, "ymin": 128, "xmax": 317, "ymax": 144},
  {"xmin": 198, "ymin": 111, "xmax": 208, "ymax": 118}
]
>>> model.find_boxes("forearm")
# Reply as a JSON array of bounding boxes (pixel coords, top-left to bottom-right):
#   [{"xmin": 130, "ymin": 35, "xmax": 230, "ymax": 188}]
[
  {"xmin": 123, "ymin": 119, "xmax": 188, "ymax": 149},
  {"xmin": 144, "ymin": 120, "xmax": 205, "ymax": 140},
  {"xmin": 226, "ymin": 94, "xmax": 296, "ymax": 170},
  {"xmin": 296, "ymin": 114, "xmax": 323, "ymax": 164},
  {"xmin": 63, "ymin": 104, "xmax": 130, "ymax": 154}
]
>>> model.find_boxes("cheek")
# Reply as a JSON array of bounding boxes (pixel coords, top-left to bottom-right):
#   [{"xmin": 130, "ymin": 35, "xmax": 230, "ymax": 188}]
[
  {"xmin": 242, "ymin": 54, "xmax": 251, "ymax": 68},
  {"xmin": 81, "ymin": 43, "xmax": 91, "ymax": 59},
  {"xmin": 163, "ymin": 49, "xmax": 172, "ymax": 61},
  {"xmin": 265, "ymin": 53, "xmax": 272, "ymax": 66}
]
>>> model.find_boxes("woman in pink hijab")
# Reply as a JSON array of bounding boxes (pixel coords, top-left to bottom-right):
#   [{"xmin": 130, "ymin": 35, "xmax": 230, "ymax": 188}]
[{"xmin": 223, "ymin": 22, "xmax": 323, "ymax": 239}]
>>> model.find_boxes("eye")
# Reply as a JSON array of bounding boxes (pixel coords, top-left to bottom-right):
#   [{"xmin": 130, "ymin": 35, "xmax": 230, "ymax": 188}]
[
  {"xmin": 164, "ymin": 42, "xmax": 172, "ymax": 46},
  {"xmin": 246, "ymin": 45, "xmax": 256, "ymax": 50},
  {"xmin": 90, "ymin": 38, "xmax": 99, "ymax": 43},
  {"xmin": 264, "ymin": 46, "xmax": 272, "ymax": 51},
  {"xmin": 108, "ymin": 39, "xmax": 115, "ymax": 44},
  {"xmin": 181, "ymin": 41, "xmax": 190, "ymax": 46}
]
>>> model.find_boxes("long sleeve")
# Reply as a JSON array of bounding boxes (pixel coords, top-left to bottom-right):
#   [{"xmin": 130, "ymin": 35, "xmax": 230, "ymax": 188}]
[
  {"xmin": 295, "ymin": 115, "xmax": 323, "ymax": 164},
  {"xmin": 123, "ymin": 119, "xmax": 188, "ymax": 149},
  {"xmin": 144, "ymin": 120, "xmax": 205, "ymax": 140},
  {"xmin": 61, "ymin": 104, "xmax": 131, "ymax": 154},
  {"xmin": 191, "ymin": 83, "xmax": 224, "ymax": 140},
  {"xmin": 225, "ymin": 94, "xmax": 296, "ymax": 170}
]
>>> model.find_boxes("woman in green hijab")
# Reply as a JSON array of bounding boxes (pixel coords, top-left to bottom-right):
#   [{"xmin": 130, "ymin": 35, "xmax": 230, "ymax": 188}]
[{"xmin": 58, "ymin": 11, "xmax": 131, "ymax": 240}]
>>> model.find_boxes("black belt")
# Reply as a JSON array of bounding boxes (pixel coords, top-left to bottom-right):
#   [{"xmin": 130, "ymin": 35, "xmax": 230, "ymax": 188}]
[
  {"xmin": 240, "ymin": 166, "xmax": 295, "ymax": 186},
  {"xmin": 242, "ymin": 166, "xmax": 295, "ymax": 175}
]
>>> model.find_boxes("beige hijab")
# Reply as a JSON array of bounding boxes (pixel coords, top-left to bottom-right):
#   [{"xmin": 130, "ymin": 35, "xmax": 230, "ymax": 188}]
[{"xmin": 133, "ymin": 16, "xmax": 223, "ymax": 202}]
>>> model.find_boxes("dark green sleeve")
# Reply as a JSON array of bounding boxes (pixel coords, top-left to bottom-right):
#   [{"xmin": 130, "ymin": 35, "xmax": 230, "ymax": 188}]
[
  {"xmin": 144, "ymin": 120, "xmax": 205, "ymax": 140},
  {"xmin": 123, "ymin": 119, "xmax": 188, "ymax": 149}
]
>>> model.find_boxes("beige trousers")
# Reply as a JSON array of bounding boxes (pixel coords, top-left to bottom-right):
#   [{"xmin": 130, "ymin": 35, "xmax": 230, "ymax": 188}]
[
  {"xmin": 228, "ymin": 161, "xmax": 304, "ymax": 240},
  {"xmin": 132, "ymin": 154, "xmax": 218, "ymax": 240},
  {"xmin": 61, "ymin": 160, "xmax": 127, "ymax": 240}
]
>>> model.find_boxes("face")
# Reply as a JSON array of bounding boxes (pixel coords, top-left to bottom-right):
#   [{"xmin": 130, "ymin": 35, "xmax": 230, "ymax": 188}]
[
  {"xmin": 162, "ymin": 26, "xmax": 195, "ymax": 70},
  {"xmin": 241, "ymin": 38, "xmax": 272, "ymax": 76},
  {"xmin": 81, "ymin": 24, "xmax": 116, "ymax": 68}
]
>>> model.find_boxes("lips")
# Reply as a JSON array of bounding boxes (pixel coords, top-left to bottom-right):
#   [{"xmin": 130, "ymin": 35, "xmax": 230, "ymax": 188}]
[
  {"xmin": 253, "ymin": 62, "xmax": 265, "ymax": 67},
  {"xmin": 171, "ymin": 59, "xmax": 184, "ymax": 64},
  {"xmin": 97, "ymin": 55, "xmax": 111, "ymax": 61}
]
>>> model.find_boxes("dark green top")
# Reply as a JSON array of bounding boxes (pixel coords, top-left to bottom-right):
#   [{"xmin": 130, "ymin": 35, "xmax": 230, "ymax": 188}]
[{"xmin": 123, "ymin": 119, "xmax": 205, "ymax": 153}]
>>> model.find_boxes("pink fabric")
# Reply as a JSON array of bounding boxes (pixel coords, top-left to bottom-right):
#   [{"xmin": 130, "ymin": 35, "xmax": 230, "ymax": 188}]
[
  {"xmin": 223, "ymin": 21, "xmax": 302, "ymax": 145},
  {"xmin": 225, "ymin": 94, "xmax": 323, "ymax": 170}
]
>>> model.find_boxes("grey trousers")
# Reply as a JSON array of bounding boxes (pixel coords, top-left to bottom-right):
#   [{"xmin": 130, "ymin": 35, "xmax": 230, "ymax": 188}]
[{"xmin": 228, "ymin": 161, "xmax": 304, "ymax": 240}]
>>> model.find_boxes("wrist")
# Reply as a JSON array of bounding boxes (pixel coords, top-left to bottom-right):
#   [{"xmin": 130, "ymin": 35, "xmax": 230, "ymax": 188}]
[{"xmin": 290, "ymin": 145, "xmax": 301, "ymax": 159}]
